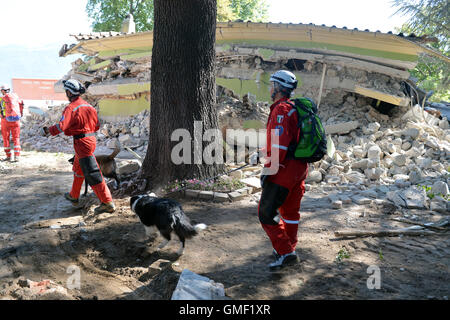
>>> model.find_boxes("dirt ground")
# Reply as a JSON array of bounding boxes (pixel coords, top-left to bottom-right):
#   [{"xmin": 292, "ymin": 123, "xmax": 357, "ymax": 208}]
[{"xmin": 0, "ymin": 150, "xmax": 449, "ymax": 300}]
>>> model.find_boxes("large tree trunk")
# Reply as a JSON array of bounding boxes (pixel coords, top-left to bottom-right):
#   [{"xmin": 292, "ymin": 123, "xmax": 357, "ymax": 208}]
[{"xmin": 141, "ymin": 0, "xmax": 222, "ymax": 190}]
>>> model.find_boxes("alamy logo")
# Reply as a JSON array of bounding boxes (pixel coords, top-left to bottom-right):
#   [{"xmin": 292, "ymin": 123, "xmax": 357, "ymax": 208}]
[
  {"xmin": 366, "ymin": 265, "xmax": 381, "ymax": 290},
  {"xmin": 67, "ymin": 265, "xmax": 81, "ymax": 290},
  {"xmin": 170, "ymin": 121, "xmax": 281, "ymax": 175}
]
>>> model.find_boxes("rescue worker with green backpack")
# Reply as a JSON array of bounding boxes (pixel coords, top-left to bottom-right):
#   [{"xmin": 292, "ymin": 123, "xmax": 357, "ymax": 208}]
[{"xmin": 254, "ymin": 70, "xmax": 327, "ymax": 270}]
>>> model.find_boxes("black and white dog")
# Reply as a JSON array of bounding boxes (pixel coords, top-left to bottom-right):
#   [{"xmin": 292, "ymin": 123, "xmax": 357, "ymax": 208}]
[{"xmin": 130, "ymin": 194, "xmax": 207, "ymax": 255}]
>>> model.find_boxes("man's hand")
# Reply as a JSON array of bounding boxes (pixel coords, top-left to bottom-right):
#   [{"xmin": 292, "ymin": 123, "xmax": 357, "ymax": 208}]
[{"xmin": 40, "ymin": 127, "xmax": 50, "ymax": 137}]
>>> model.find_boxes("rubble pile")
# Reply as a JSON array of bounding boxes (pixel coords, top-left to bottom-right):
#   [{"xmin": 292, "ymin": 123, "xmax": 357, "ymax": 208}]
[
  {"xmin": 21, "ymin": 105, "xmax": 150, "ymax": 155},
  {"xmin": 63, "ymin": 54, "xmax": 150, "ymax": 87},
  {"xmin": 55, "ymin": 51, "xmax": 151, "ymax": 112},
  {"xmin": 18, "ymin": 88, "xmax": 450, "ymax": 212},
  {"xmin": 308, "ymin": 94, "xmax": 450, "ymax": 213}
]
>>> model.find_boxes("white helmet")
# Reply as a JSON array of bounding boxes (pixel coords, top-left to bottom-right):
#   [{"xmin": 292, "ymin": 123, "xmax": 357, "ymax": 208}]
[
  {"xmin": 63, "ymin": 79, "xmax": 85, "ymax": 95},
  {"xmin": 270, "ymin": 70, "xmax": 298, "ymax": 90},
  {"xmin": 0, "ymin": 84, "xmax": 10, "ymax": 91}
]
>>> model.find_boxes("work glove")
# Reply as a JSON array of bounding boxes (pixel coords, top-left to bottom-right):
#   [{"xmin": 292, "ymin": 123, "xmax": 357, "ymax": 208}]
[
  {"xmin": 260, "ymin": 174, "xmax": 268, "ymax": 188},
  {"xmin": 249, "ymin": 151, "xmax": 260, "ymax": 165},
  {"xmin": 40, "ymin": 127, "xmax": 50, "ymax": 137},
  {"xmin": 259, "ymin": 166, "xmax": 273, "ymax": 188}
]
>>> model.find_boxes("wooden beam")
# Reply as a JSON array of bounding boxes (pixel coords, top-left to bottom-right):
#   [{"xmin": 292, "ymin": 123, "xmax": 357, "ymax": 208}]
[
  {"xmin": 354, "ymin": 85, "xmax": 410, "ymax": 107},
  {"xmin": 334, "ymin": 229, "xmax": 435, "ymax": 238}
]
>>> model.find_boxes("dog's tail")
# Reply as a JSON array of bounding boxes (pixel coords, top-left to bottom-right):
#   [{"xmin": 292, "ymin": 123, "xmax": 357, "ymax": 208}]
[
  {"xmin": 107, "ymin": 135, "xmax": 121, "ymax": 160},
  {"xmin": 174, "ymin": 213, "xmax": 207, "ymax": 239}
]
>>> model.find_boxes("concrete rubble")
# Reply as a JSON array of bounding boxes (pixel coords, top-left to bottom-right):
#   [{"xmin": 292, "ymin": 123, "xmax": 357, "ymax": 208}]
[
  {"xmin": 1, "ymin": 278, "xmax": 74, "ymax": 300},
  {"xmin": 19, "ymin": 84, "xmax": 449, "ymax": 212}
]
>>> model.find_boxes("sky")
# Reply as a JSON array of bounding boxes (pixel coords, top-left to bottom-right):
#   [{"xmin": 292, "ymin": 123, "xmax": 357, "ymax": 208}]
[
  {"xmin": 268, "ymin": 0, "xmax": 410, "ymax": 34},
  {"xmin": 0, "ymin": 0, "xmax": 410, "ymax": 87}
]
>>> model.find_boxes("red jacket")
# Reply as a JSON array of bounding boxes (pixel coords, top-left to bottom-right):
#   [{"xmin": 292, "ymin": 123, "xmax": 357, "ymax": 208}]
[
  {"xmin": 264, "ymin": 97, "xmax": 308, "ymax": 188},
  {"xmin": 264, "ymin": 97, "xmax": 300, "ymax": 168},
  {"xmin": 2, "ymin": 93, "xmax": 24, "ymax": 122},
  {"xmin": 49, "ymin": 97, "xmax": 99, "ymax": 137}
]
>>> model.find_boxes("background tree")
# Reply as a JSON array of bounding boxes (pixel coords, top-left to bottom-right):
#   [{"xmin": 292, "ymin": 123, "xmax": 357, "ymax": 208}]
[
  {"xmin": 217, "ymin": 0, "xmax": 236, "ymax": 21},
  {"xmin": 86, "ymin": 0, "xmax": 268, "ymax": 31},
  {"xmin": 140, "ymin": 0, "xmax": 222, "ymax": 190},
  {"xmin": 392, "ymin": 0, "xmax": 449, "ymax": 101},
  {"xmin": 86, "ymin": 0, "xmax": 154, "ymax": 32},
  {"xmin": 228, "ymin": 0, "xmax": 268, "ymax": 22}
]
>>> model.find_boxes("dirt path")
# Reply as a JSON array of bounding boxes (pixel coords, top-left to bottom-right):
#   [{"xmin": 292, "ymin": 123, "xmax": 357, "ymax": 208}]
[{"xmin": 0, "ymin": 151, "xmax": 449, "ymax": 300}]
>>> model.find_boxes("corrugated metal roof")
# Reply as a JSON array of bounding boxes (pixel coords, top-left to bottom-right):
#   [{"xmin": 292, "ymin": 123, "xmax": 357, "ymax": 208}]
[
  {"xmin": 60, "ymin": 21, "xmax": 447, "ymax": 64},
  {"xmin": 70, "ymin": 31, "xmax": 136, "ymax": 41},
  {"xmin": 68, "ymin": 21, "xmax": 435, "ymax": 42}
]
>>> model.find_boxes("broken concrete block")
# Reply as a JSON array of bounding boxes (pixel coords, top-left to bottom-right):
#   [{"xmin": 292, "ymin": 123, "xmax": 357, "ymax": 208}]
[
  {"xmin": 402, "ymin": 127, "xmax": 420, "ymax": 139},
  {"xmin": 401, "ymin": 141, "xmax": 412, "ymax": 151},
  {"xmin": 326, "ymin": 176, "xmax": 341, "ymax": 184},
  {"xmin": 415, "ymin": 157, "xmax": 432, "ymax": 169},
  {"xmin": 118, "ymin": 160, "xmax": 141, "ymax": 175},
  {"xmin": 352, "ymin": 196, "xmax": 372, "ymax": 205},
  {"xmin": 367, "ymin": 145, "xmax": 382, "ymax": 160},
  {"xmin": 352, "ymin": 147, "xmax": 366, "ymax": 159},
  {"xmin": 393, "ymin": 154, "xmax": 407, "ymax": 166},
  {"xmin": 387, "ymin": 187, "xmax": 428, "ymax": 209},
  {"xmin": 364, "ymin": 168, "xmax": 383, "ymax": 180},
  {"xmin": 171, "ymin": 269, "xmax": 225, "ymax": 300},
  {"xmin": 430, "ymin": 196, "xmax": 448, "ymax": 213},
  {"xmin": 229, "ymin": 191, "xmax": 246, "ymax": 201},
  {"xmin": 345, "ymin": 172, "xmax": 366, "ymax": 184},
  {"xmin": 305, "ymin": 170, "xmax": 322, "ymax": 183},
  {"xmin": 325, "ymin": 121, "xmax": 359, "ymax": 135},
  {"xmin": 408, "ymin": 167, "xmax": 423, "ymax": 184},
  {"xmin": 432, "ymin": 181, "xmax": 449, "ymax": 196},
  {"xmin": 406, "ymin": 147, "xmax": 424, "ymax": 158},
  {"xmin": 240, "ymin": 177, "xmax": 261, "ymax": 189},
  {"xmin": 439, "ymin": 119, "xmax": 449, "ymax": 130},
  {"xmin": 363, "ymin": 122, "xmax": 380, "ymax": 135},
  {"xmin": 340, "ymin": 195, "xmax": 353, "ymax": 204}
]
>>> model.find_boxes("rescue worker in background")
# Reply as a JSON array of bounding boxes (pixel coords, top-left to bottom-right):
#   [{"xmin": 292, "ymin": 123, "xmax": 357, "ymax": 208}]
[
  {"xmin": 0, "ymin": 84, "xmax": 24, "ymax": 162},
  {"xmin": 255, "ymin": 70, "xmax": 308, "ymax": 270},
  {"xmin": 0, "ymin": 96, "xmax": 7, "ymax": 159},
  {"xmin": 40, "ymin": 79, "xmax": 116, "ymax": 214}
]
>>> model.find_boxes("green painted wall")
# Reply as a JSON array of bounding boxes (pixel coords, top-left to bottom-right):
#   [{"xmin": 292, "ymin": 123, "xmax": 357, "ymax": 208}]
[
  {"xmin": 99, "ymin": 95, "xmax": 149, "ymax": 117},
  {"xmin": 216, "ymin": 39, "xmax": 418, "ymax": 62},
  {"xmin": 216, "ymin": 71, "xmax": 304, "ymax": 103},
  {"xmin": 98, "ymin": 46, "xmax": 152, "ymax": 59},
  {"xmin": 117, "ymin": 82, "xmax": 151, "ymax": 95}
]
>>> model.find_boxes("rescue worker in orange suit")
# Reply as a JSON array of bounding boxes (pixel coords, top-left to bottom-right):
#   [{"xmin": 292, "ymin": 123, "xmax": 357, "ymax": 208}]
[
  {"xmin": 253, "ymin": 70, "xmax": 308, "ymax": 270},
  {"xmin": 40, "ymin": 79, "xmax": 116, "ymax": 214},
  {"xmin": 0, "ymin": 84, "xmax": 24, "ymax": 162}
]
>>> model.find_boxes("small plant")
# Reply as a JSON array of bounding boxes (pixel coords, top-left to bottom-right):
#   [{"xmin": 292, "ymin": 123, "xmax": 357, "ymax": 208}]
[
  {"xmin": 335, "ymin": 247, "xmax": 350, "ymax": 263},
  {"xmin": 378, "ymin": 248, "xmax": 384, "ymax": 261},
  {"xmin": 417, "ymin": 184, "xmax": 450, "ymax": 201}
]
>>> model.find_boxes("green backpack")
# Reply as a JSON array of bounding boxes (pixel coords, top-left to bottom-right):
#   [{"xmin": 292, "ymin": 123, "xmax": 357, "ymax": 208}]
[{"xmin": 286, "ymin": 97, "xmax": 327, "ymax": 163}]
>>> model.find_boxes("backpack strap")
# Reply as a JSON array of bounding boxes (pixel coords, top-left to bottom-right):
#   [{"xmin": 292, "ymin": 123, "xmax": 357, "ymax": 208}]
[{"xmin": 285, "ymin": 101, "xmax": 302, "ymax": 159}]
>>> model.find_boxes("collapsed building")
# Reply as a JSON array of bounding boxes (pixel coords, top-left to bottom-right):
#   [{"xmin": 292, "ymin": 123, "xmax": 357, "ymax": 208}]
[{"xmin": 57, "ymin": 20, "xmax": 448, "ymax": 117}]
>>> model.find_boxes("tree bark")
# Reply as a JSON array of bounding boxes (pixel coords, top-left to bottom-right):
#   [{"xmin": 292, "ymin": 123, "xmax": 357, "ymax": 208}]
[{"xmin": 141, "ymin": 0, "xmax": 222, "ymax": 190}]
